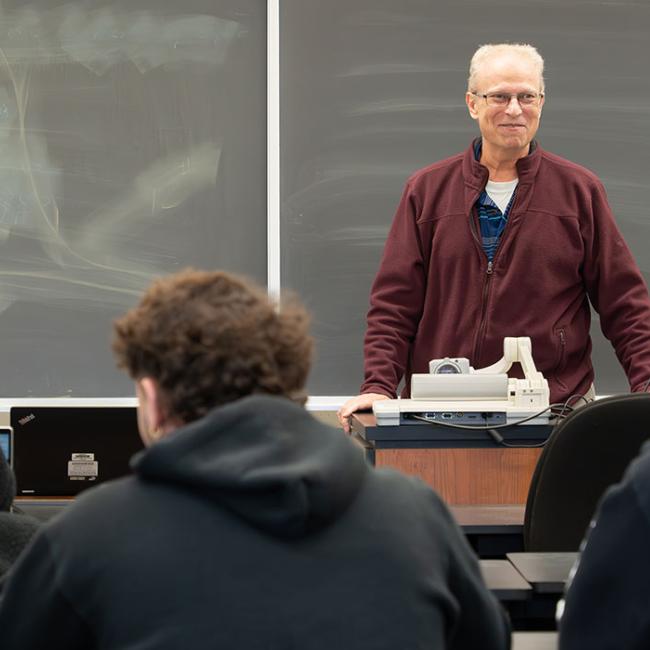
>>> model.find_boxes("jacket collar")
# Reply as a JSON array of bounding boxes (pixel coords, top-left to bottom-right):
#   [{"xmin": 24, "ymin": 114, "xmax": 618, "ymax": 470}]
[{"xmin": 463, "ymin": 137, "xmax": 542, "ymax": 214}]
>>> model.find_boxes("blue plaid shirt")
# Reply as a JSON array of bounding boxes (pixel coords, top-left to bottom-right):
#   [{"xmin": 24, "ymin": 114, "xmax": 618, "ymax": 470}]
[{"xmin": 474, "ymin": 140, "xmax": 517, "ymax": 262}]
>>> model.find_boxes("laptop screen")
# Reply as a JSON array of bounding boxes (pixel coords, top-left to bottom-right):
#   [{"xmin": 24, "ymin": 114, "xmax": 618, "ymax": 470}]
[
  {"xmin": 10, "ymin": 407, "xmax": 144, "ymax": 497},
  {"xmin": 0, "ymin": 429, "xmax": 10, "ymax": 464}
]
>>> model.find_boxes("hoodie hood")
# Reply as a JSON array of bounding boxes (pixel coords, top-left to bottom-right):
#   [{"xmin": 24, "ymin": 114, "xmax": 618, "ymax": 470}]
[{"xmin": 132, "ymin": 395, "xmax": 368, "ymax": 538}]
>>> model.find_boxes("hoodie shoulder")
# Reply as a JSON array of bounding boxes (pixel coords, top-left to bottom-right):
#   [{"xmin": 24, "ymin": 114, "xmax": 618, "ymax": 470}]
[
  {"xmin": 367, "ymin": 467, "xmax": 455, "ymax": 529},
  {"xmin": 625, "ymin": 442, "xmax": 650, "ymax": 524}
]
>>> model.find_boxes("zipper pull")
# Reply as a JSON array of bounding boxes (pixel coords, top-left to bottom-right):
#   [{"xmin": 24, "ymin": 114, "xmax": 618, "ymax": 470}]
[{"xmin": 486, "ymin": 261, "xmax": 493, "ymax": 275}]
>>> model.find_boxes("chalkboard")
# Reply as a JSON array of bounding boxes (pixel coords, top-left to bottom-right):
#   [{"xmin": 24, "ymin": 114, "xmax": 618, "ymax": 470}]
[
  {"xmin": 0, "ymin": 0, "xmax": 266, "ymax": 395},
  {"xmin": 281, "ymin": 0, "xmax": 650, "ymax": 395}
]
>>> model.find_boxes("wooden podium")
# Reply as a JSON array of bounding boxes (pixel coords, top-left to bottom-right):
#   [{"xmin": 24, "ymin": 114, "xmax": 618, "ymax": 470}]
[{"xmin": 351, "ymin": 413, "xmax": 550, "ymax": 505}]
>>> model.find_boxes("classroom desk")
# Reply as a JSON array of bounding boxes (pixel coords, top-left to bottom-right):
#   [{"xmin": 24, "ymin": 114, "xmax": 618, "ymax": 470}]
[
  {"xmin": 512, "ymin": 632, "xmax": 557, "ymax": 650},
  {"xmin": 450, "ymin": 504, "xmax": 525, "ymax": 533},
  {"xmin": 14, "ymin": 497, "xmax": 72, "ymax": 521},
  {"xmin": 17, "ymin": 498, "xmax": 526, "ymax": 528},
  {"xmin": 479, "ymin": 554, "xmax": 568, "ymax": 632},
  {"xmin": 479, "ymin": 559, "xmax": 532, "ymax": 601},
  {"xmin": 501, "ymin": 553, "xmax": 576, "ymax": 632},
  {"xmin": 507, "ymin": 553, "xmax": 578, "ymax": 594},
  {"xmin": 451, "ymin": 504, "xmax": 525, "ymax": 556},
  {"xmin": 351, "ymin": 413, "xmax": 551, "ymax": 505}
]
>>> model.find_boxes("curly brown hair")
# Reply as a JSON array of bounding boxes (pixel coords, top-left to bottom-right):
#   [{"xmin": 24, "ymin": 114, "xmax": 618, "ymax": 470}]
[{"xmin": 112, "ymin": 269, "xmax": 313, "ymax": 424}]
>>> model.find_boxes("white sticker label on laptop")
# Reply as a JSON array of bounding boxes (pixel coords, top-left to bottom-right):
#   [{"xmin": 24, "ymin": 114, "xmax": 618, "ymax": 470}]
[{"xmin": 68, "ymin": 453, "xmax": 98, "ymax": 481}]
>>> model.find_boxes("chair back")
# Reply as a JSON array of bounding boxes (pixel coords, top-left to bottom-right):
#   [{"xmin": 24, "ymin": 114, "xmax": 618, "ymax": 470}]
[{"xmin": 524, "ymin": 393, "xmax": 650, "ymax": 551}]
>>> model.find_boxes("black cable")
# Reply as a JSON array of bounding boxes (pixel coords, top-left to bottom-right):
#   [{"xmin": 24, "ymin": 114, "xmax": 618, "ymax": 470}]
[
  {"xmin": 410, "ymin": 392, "xmax": 588, "ymax": 427},
  {"xmin": 485, "ymin": 427, "xmax": 548, "ymax": 448},
  {"xmin": 553, "ymin": 393, "xmax": 589, "ymax": 419},
  {"xmin": 410, "ymin": 393, "xmax": 595, "ymax": 448},
  {"xmin": 411, "ymin": 411, "xmax": 552, "ymax": 448},
  {"xmin": 410, "ymin": 402, "xmax": 573, "ymax": 449},
  {"xmin": 410, "ymin": 402, "xmax": 563, "ymax": 430}
]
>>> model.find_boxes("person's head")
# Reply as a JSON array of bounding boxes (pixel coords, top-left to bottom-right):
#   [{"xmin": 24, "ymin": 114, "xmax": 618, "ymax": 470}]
[
  {"xmin": 465, "ymin": 43, "xmax": 545, "ymax": 158},
  {"xmin": 112, "ymin": 269, "xmax": 313, "ymax": 446}
]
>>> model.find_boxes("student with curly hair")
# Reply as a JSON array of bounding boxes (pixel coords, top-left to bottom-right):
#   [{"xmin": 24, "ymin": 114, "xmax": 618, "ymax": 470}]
[{"xmin": 0, "ymin": 269, "xmax": 508, "ymax": 649}]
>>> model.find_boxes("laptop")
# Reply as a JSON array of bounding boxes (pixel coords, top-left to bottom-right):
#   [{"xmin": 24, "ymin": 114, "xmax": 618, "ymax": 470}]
[
  {"xmin": 0, "ymin": 428, "xmax": 11, "ymax": 465},
  {"xmin": 10, "ymin": 407, "xmax": 144, "ymax": 497}
]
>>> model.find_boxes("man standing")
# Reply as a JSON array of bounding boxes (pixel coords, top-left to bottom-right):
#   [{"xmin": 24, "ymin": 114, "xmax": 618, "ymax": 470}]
[{"xmin": 339, "ymin": 43, "xmax": 650, "ymax": 430}]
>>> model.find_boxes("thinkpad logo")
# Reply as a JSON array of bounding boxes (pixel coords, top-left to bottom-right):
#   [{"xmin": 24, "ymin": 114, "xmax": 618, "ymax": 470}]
[{"xmin": 18, "ymin": 414, "xmax": 36, "ymax": 426}]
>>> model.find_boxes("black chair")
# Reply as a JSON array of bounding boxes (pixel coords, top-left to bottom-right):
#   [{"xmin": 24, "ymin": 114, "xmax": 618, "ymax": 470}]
[{"xmin": 524, "ymin": 393, "xmax": 650, "ymax": 551}]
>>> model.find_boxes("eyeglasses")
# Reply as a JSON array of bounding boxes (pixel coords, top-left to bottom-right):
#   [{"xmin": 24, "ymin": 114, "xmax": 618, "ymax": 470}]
[{"xmin": 471, "ymin": 92, "xmax": 544, "ymax": 107}]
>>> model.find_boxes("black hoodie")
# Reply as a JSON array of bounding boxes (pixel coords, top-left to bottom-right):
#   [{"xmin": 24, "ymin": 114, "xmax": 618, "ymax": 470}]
[
  {"xmin": 0, "ymin": 395, "xmax": 509, "ymax": 649},
  {"xmin": 559, "ymin": 440, "xmax": 650, "ymax": 649}
]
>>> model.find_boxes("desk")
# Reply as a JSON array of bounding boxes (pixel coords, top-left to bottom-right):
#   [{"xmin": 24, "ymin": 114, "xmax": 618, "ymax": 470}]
[
  {"xmin": 503, "ymin": 552, "xmax": 576, "ymax": 632},
  {"xmin": 451, "ymin": 504, "xmax": 525, "ymax": 556},
  {"xmin": 480, "ymin": 555, "xmax": 571, "ymax": 631},
  {"xmin": 17, "ymin": 500, "xmax": 525, "ymax": 556},
  {"xmin": 507, "ymin": 552, "xmax": 578, "ymax": 594},
  {"xmin": 14, "ymin": 498, "xmax": 71, "ymax": 521},
  {"xmin": 352, "ymin": 413, "xmax": 551, "ymax": 505},
  {"xmin": 450, "ymin": 504, "xmax": 524, "ymax": 534},
  {"xmin": 512, "ymin": 632, "xmax": 557, "ymax": 650},
  {"xmin": 480, "ymin": 559, "xmax": 532, "ymax": 601}
]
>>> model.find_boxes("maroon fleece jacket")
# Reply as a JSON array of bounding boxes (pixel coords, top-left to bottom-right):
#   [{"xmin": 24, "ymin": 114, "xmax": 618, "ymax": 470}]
[{"xmin": 361, "ymin": 140, "xmax": 650, "ymax": 404}]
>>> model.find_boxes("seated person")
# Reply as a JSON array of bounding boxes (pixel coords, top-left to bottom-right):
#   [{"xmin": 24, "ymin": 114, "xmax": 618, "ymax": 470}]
[
  {"xmin": 0, "ymin": 269, "xmax": 509, "ymax": 649},
  {"xmin": 558, "ymin": 439, "xmax": 650, "ymax": 649},
  {"xmin": 0, "ymin": 446, "xmax": 40, "ymax": 585}
]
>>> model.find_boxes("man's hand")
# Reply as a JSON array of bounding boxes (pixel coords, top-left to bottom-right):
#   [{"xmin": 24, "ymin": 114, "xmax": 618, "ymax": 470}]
[{"xmin": 337, "ymin": 393, "xmax": 390, "ymax": 433}]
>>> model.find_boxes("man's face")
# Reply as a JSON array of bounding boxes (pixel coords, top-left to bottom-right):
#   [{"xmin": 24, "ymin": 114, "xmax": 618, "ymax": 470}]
[{"xmin": 465, "ymin": 52, "xmax": 545, "ymax": 156}]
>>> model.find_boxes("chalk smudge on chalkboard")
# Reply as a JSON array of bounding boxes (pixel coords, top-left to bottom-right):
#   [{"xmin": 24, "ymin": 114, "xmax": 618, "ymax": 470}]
[
  {"xmin": 0, "ymin": 67, "xmax": 154, "ymax": 298},
  {"xmin": 345, "ymin": 98, "xmax": 463, "ymax": 118},
  {"xmin": 338, "ymin": 63, "xmax": 462, "ymax": 78},
  {"xmin": 0, "ymin": 6, "xmax": 235, "ymax": 315},
  {"xmin": 0, "ymin": 5, "xmax": 240, "ymax": 74},
  {"xmin": 81, "ymin": 142, "xmax": 222, "ymax": 242}
]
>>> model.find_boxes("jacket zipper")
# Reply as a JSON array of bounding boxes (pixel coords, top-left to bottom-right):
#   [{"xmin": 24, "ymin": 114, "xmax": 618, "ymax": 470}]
[
  {"xmin": 470, "ymin": 187, "xmax": 521, "ymax": 365},
  {"xmin": 556, "ymin": 328, "xmax": 567, "ymax": 385},
  {"xmin": 473, "ymin": 261, "xmax": 493, "ymax": 364}
]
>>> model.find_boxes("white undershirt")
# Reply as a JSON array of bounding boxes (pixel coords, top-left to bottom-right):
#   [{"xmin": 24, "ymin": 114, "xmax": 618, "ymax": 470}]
[{"xmin": 485, "ymin": 178, "xmax": 519, "ymax": 214}]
